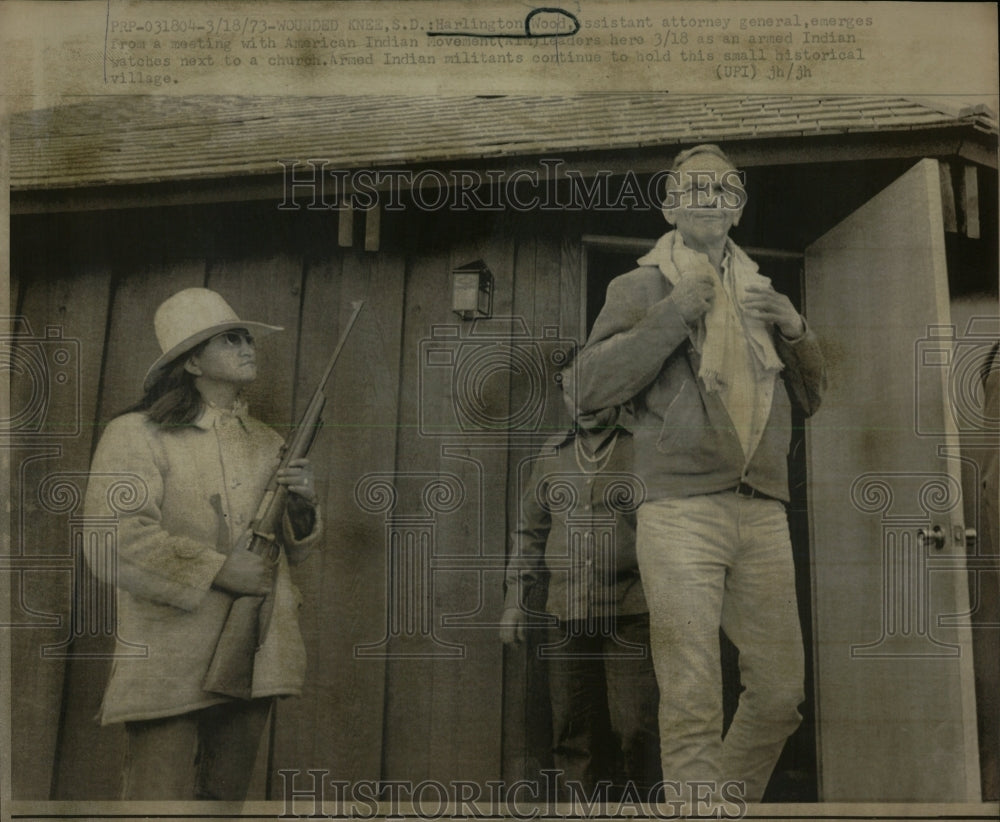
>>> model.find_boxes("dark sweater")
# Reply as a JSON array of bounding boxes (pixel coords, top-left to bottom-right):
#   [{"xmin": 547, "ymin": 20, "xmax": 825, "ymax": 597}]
[{"xmin": 504, "ymin": 428, "xmax": 647, "ymax": 622}]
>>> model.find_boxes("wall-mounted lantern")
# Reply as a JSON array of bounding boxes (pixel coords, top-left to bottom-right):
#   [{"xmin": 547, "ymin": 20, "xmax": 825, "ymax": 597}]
[{"xmin": 451, "ymin": 260, "xmax": 494, "ymax": 320}]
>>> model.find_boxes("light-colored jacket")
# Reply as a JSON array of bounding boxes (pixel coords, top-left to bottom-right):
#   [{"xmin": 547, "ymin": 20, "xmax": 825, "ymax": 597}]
[{"xmin": 84, "ymin": 407, "xmax": 321, "ymax": 725}]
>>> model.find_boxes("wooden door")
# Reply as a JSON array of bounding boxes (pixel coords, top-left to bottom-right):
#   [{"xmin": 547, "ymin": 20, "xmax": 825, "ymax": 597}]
[{"xmin": 805, "ymin": 158, "xmax": 980, "ymax": 801}]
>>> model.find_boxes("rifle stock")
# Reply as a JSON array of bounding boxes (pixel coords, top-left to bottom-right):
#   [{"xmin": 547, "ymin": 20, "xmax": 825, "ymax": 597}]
[
  {"xmin": 203, "ymin": 301, "xmax": 365, "ymax": 699},
  {"xmin": 202, "ymin": 594, "xmax": 263, "ymax": 699}
]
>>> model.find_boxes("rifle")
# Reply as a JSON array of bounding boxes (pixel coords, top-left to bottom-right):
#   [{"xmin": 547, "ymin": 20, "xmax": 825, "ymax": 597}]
[{"xmin": 203, "ymin": 300, "xmax": 365, "ymax": 699}]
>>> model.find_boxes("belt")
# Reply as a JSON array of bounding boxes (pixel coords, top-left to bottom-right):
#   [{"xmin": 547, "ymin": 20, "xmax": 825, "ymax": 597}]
[{"xmin": 731, "ymin": 481, "xmax": 780, "ymax": 502}]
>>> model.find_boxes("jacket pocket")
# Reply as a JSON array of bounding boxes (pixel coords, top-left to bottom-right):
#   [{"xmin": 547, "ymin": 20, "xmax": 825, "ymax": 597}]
[{"xmin": 655, "ymin": 378, "xmax": 702, "ymax": 455}]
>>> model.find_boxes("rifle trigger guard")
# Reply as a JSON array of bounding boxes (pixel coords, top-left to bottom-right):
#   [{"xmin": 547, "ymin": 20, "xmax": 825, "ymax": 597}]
[{"xmin": 265, "ymin": 541, "xmax": 281, "ymax": 565}]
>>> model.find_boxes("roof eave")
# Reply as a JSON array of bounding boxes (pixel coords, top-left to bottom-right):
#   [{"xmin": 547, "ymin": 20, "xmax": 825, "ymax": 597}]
[{"xmin": 11, "ymin": 123, "xmax": 996, "ymax": 214}]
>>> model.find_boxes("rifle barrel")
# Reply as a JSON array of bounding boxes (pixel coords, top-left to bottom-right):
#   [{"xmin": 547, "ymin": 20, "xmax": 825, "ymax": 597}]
[{"xmin": 314, "ymin": 300, "xmax": 366, "ymax": 400}]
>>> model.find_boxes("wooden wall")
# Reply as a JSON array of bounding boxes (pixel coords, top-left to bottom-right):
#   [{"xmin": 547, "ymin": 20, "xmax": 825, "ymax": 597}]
[{"xmin": 9, "ymin": 198, "xmax": 586, "ymax": 800}]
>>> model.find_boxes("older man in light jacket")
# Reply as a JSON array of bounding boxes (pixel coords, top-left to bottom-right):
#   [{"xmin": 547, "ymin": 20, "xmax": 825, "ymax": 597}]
[{"xmin": 564, "ymin": 145, "xmax": 825, "ymax": 808}]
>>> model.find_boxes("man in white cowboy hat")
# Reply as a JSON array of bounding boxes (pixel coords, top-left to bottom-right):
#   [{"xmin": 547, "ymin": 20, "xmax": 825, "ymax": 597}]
[{"xmin": 84, "ymin": 288, "xmax": 322, "ymax": 800}]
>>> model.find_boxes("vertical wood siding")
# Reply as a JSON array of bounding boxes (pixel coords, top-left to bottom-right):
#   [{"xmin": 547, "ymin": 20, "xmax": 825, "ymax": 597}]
[
  {"xmin": 10, "ymin": 202, "xmax": 585, "ymax": 800},
  {"xmin": 10, "ymin": 212, "xmax": 116, "ymax": 799}
]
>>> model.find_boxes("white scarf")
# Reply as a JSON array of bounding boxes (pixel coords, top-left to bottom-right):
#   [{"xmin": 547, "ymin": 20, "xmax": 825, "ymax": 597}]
[{"xmin": 638, "ymin": 231, "xmax": 783, "ymax": 459}]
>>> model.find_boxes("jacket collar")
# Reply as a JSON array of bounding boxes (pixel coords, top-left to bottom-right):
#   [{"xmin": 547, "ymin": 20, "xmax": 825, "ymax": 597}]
[{"xmin": 193, "ymin": 398, "xmax": 249, "ymax": 431}]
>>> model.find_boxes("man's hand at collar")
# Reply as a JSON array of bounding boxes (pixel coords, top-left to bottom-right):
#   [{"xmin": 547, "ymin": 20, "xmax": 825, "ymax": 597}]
[{"xmin": 741, "ymin": 283, "xmax": 805, "ymax": 338}]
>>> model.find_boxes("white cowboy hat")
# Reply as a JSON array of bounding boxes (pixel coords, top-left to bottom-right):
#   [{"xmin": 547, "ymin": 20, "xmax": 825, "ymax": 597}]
[{"xmin": 143, "ymin": 288, "xmax": 283, "ymax": 391}]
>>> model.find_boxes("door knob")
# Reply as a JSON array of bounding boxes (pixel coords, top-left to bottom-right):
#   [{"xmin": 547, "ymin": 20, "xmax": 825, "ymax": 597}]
[{"xmin": 917, "ymin": 525, "xmax": 946, "ymax": 550}]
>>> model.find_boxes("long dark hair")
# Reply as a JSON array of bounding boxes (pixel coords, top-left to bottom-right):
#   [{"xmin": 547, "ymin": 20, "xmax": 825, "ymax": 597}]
[{"xmin": 122, "ymin": 341, "xmax": 208, "ymax": 428}]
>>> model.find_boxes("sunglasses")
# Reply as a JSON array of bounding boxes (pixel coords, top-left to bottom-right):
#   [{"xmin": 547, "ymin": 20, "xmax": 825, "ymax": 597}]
[{"xmin": 210, "ymin": 329, "xmax": 256, "ymax": 348}]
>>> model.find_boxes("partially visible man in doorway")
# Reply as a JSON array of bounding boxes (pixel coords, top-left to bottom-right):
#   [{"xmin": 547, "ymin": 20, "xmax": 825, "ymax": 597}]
[
  {"xmin": 563, "ymin": 144, "xmax": 825, "ymax": 807},
  {"xmin": 501, "ymin": 402, "xmax": 660, "ymax": 800}
]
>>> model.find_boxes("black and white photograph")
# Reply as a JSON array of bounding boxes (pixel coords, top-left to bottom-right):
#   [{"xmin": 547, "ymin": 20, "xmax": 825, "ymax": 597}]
[{"xmin": 2, "ymin": 2, "xmax": 998, "ymax": 820}]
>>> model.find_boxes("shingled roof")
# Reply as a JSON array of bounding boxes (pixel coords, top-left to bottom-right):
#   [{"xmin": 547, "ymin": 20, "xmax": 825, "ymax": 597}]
[{"xmin": 10, "ymin": 94, "xmax": 998, "ymax": 190}]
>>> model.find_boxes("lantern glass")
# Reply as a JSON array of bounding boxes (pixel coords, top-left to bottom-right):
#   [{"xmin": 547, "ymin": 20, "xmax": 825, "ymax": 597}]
[{"xmin": 451, "ymin": 262, "xmax": 493, "ymax": 319}]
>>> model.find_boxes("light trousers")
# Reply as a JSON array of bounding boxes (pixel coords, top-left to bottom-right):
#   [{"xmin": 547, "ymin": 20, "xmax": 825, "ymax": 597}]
[{"xmin": 636, "ymin": 494, "xmax": 804, "ymax": 803}]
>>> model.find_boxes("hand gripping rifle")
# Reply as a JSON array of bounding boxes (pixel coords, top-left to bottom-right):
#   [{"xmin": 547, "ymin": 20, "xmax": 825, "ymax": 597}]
[{"xmin": 203, "ymin": 300, "xmax": 365, "ymax": 699}]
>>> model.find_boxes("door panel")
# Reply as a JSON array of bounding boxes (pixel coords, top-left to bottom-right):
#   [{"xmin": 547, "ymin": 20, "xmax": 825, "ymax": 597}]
[{"xmin": 805, "ymin": 158, "xmax": 979, "ymax": 801}]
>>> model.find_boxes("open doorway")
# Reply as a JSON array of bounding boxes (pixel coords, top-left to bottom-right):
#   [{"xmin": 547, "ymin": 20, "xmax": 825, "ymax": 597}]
[{"xmin": 581, "ymin": 236, "xmax": 818, "ymax": 802}]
